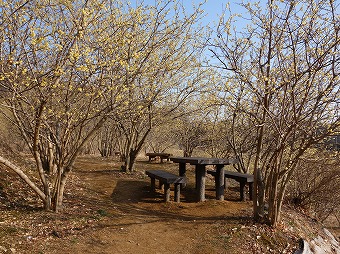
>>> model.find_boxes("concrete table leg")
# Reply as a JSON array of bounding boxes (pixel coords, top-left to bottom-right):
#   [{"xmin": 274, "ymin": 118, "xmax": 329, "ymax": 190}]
[
  {"xmin": 179, "ymin": 162, "xmax": 187, "ymax": 188},
  {"xmin": 216, "ymin": 165, "xmax": 225, "ymax": 201},
  {"xmin": 196, "ymin": 165, "xmax": 206, "ymax": 202},
  {"xmin": 174, "ymin": 183, "xmax": 181, "ymax": 202}
]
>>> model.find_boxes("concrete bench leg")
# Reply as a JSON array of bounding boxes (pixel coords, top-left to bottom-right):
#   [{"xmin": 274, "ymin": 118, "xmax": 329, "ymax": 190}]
[
  {"xmin": 174, "ymin": 183, "xmax": 181, "ymax": 203},
  {"xmin": 151, "ymin": 178, "xmax": 156, "ymax": 191},
  {"xmin": 240, "ymin": 181, "xmax": 246, "ymax": 201},
  {"xmin": 249, "ymin": 183, "xmax": 253, "ymax": 201},
  {"xmin": 164, "ymin": 183, "xmax": 171, "ymax": 202}
]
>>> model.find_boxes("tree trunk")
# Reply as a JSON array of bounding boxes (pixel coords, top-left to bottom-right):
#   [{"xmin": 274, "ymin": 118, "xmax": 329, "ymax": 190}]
[
  {"xmin": 128, "ymin": 149, "xmax": 138, "ymax": 171},
  {"xmin": 53, "ymin": 172, "xmax": 68, "ymax": 212},
  {"xmin": 122, "ymin": 128, "xmax": 151, "ymax": 172},
  {"xmin": 122, "ymin": 148, "xmax": 137, "ymax": 172},
  {"xmin": 0, "ymin": 156, "xmax": 46, "ymax": 202},
  {"xmin": 268, "ymin": 169, "xmax": 279, "ymax": 226},
  {"xmin": 255, "ymin": 169, "xmax": 265, "ymax": 222},
  {"xmin": 183, "ymin": 150, "xmax": 192, "ymax": 157}
]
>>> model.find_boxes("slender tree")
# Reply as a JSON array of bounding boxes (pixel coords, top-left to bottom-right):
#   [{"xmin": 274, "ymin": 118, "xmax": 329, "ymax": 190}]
[
  {"xmin": 0, "ymin": 0, "xmax": 128, "ymax": 211},
  {"xmin": 210, "ymin": 0, "xmax": 340, "ymax": 226}
]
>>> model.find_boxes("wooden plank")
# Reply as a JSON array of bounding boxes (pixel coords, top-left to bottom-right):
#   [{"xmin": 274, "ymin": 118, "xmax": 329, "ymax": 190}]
[{"xmin": 145, "ymin": 170, "xmax": 186, "ymax": 184}]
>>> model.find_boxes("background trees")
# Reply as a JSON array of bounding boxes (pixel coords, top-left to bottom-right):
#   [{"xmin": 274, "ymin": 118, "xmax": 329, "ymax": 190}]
[
  {"xmin": 210, "ymin": 0, "xmax": 340, "ymax": 226},
  {"xmin": 108, "ymin": 1, "xmax": 209, "ymax": 171},
  {"xmin": 170, "ymin": 113, "xmax": 208, "ymax": 157},
  {"xmin": 287, "ymin": 148, "xmax": 340, "ymax": 223}
]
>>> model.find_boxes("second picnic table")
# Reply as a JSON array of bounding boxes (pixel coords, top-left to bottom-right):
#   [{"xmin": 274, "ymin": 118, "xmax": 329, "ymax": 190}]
[
  {"xmin": 146, "ymin": 152, "xmax": 172, "ymax": 163},
  {"xmin": 170, "ymin": 156, "xmax": 238, "ymax": 202}
]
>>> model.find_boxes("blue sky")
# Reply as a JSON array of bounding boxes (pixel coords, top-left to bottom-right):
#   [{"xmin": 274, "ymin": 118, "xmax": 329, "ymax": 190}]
[
  {"xmin": 134, "ymin": 0, "xmax": 247, "ymax": 28},
  {"xmin": 184, "ymin": 0, "xmax": 229, "ymax": 26},
  {"xmin": 132, "ymin": 0, "xmax": 250, "ymax": 63}
]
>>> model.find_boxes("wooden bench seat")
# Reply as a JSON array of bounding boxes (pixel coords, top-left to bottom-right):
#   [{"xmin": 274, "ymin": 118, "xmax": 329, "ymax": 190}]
[
  {"xmin": 207, "ymin": 170, "xmax": 254, "ymax": 201},
  {"xmin": 145, "ymin": 170, "xmax": 186, "ymax": 202}
]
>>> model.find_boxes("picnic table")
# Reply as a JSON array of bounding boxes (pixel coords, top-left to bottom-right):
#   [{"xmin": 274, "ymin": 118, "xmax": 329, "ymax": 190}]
[
  {"xmin": 170, "ymin": 156, "xmax": 238, "ymax": 202},
  {"xmin": 146, "ymin": 152, "xmax": 172, "ymax": 163}
]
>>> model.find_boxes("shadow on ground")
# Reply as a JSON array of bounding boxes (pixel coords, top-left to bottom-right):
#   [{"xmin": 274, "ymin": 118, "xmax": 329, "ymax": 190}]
[{"xmin": 109, "ymin": 178, "xmax": 253, "ymax": 225}]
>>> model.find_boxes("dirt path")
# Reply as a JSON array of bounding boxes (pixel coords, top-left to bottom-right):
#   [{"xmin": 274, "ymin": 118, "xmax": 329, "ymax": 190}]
[
  {"xmin": 41, "ymin": 157, "xmax": 254, "ymax": 254},
  {"xmin": 1, "ymin": 156, "xmax": 300, "ymax": 253}
]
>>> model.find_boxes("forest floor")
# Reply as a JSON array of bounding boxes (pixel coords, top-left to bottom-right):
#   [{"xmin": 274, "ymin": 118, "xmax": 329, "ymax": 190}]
[{"xmin": 0, "ymin": 155, "xmax": 338, "ymax": 254}]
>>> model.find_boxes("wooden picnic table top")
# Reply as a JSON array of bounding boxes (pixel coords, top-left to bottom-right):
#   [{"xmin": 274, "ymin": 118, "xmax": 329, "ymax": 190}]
[
  {"xmin": 170, "ymin": 156, "xmax": 238, "ymax": 165},
  {"xmin": 146, "ymin": 152, "xmax": 172, "ymax": 156}
]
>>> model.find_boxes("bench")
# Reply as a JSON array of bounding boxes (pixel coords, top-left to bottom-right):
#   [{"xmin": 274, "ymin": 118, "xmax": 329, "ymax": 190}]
[
  {"xmin": 207, "ymin": 170, "xmax": 254, "ymax": 201},
  {"xmin": 145, "ymin": 153, "xmax": 172, "ymax": 163},
  {"xmin": 145, "ymin": 170, "xmax": 186, "ymax": 202}
]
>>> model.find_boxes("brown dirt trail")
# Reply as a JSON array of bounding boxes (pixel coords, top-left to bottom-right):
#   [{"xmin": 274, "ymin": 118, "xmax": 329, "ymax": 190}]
[{"xmin": 0, "ymin": 156, "xmax": 301, "ymax": 253}]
